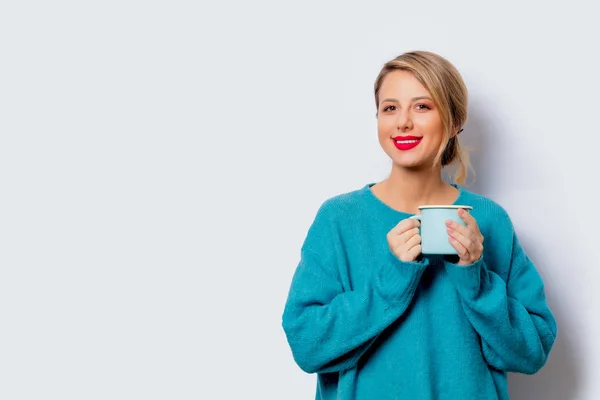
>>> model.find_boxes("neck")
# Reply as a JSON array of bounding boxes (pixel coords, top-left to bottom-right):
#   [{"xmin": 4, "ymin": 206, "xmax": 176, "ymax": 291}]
[{"xmin": 377, "ymin": 164, "xmax": 454, "ymax": 213}]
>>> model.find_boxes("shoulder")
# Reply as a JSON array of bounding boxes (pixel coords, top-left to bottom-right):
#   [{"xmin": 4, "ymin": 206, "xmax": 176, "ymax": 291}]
[
  {"xmin": 301, "ymin": 185, "xmax": 370, "ymax": 254},
  {"xmin": 314, "ymin": 184, "xmax": 371, "ymax": 221},
  {"xmin": 458, "ymin": 186, "xmax": 514, "ymax": 232}
]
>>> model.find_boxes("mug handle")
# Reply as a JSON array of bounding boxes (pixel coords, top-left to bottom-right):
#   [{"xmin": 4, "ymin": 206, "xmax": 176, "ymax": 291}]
[
  {"xmin": 409, "ymin": 215, "xmax": 423, "ymax": 257},
  {"xmin": 409, "ymin": 215, "xmax": 421, "ymax": 232}
]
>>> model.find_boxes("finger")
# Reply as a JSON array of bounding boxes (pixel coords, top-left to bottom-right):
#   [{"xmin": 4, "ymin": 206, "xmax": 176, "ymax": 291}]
[
  {"xmin": 445, "ymin": 219, "xmax": 472, "ymax": 239},
  {"xmin": 449, "ymin": 235, "xmax": 469, "ymax": 259},
  {"xmin": 392, "ymin": 228, "xmax": 421, "ymax": 253},
  {"xmin": 390, "ymin": 218, "xmax": 420, "ymax": 235},
  {"xmin": 455, "ymin": 210, "xmax": 484, "ymax": 244},
  {"xmin": 403, "ymin": 231, "xmax": 422, "ymax": 249},
  {"xmin": 405, "ymin": 244, "xmax": 422, "ymax": 260},
  {"xmin": 458, "ymin": 209, "xmax": 481, "ymax": 234},
  {"xmin": 399, "ymin": 227, "xmax": 420, "ymax": 244},
  {"xmin": 447, "ymin": 225, "xmax": 473, "ymax": 251}
]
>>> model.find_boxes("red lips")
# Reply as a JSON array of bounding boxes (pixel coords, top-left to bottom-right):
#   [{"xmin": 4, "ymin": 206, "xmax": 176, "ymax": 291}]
[{"xmin": 392, "ymin": 136, "xmax": 423, "ymax": 151}]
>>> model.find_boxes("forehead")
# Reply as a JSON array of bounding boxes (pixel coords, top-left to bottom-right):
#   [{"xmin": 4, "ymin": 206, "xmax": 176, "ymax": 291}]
[{"xmin": 379, "ymin": 70, "xmax": 430, "ymax": 98}]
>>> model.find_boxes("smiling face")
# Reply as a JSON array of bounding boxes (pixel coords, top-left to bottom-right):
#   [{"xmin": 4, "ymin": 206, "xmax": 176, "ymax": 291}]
[{"xmin": 376, "ymin": 70, "xmax": 446, "ymax": 170}]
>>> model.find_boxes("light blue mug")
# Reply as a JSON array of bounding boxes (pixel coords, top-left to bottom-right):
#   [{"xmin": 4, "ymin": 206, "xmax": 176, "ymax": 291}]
[{"xmin": 409, "ymin": 205, "xmax": 473, "ymax": 255}]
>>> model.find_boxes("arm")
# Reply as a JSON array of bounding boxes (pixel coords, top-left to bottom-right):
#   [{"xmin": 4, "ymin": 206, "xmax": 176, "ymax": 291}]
[
  {"xmin": 281, "ymin": 204, "xmax": 428, "ymax": 374},
  {"xmin": 444, "ymin": 232, "xmax": 557, "ymax": 374}
]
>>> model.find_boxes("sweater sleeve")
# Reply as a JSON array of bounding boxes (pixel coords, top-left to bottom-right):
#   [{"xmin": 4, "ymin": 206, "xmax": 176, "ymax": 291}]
[
  {"xmin": 281, "ymin": 203, "xmax": 428, "ymax": 374},
  {"xmin": 444, "ymin": 229, "xmax": 557, "ymax": 374}
]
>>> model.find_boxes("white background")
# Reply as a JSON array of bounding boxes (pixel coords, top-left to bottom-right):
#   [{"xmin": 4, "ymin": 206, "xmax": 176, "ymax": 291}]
[{"xmin": 1, "ymin": 1, "xmax": 597, "ymax": 399}]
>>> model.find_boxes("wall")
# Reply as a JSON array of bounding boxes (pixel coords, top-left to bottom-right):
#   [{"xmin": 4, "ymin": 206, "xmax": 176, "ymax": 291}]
[{"xmin": 1, "ymin": 1, "xmax": 596, "ymax": 399}]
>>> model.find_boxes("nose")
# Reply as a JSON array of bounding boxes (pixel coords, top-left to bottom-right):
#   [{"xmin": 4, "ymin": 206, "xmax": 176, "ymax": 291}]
[{"xmin": 396, "ymin": 109, "xmax": 413, "ymax": 131}]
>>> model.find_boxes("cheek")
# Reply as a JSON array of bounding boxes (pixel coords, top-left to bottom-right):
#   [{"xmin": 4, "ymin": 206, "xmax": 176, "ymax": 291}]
[
  {"xmin": 415, "ymin": 116, "xmax": 444, "ymax": 137},
  {"xmin": 377, "ymin": 118, "xmax": 394, "ymax": 137}
]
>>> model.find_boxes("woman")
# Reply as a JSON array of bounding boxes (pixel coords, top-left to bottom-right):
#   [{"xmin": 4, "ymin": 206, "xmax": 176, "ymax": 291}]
[{"xmin": 281, "ymin": 51, "xmax": 557, "ymax": 399}]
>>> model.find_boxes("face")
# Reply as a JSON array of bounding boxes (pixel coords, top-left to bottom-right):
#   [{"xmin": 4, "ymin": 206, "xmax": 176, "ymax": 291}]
[{"xmin": 377, "ymin": 70, "xmax": 445, "ymax": 170}]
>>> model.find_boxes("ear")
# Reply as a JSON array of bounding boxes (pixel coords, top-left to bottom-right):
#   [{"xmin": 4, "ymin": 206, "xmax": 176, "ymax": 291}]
[{"xmin": 449, "ymin": 128, "xmax": 463, "ymax": 140}]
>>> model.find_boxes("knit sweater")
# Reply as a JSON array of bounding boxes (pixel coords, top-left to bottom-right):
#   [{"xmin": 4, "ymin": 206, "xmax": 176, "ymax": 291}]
[{"xmin": 281, "ymin": 183, "xmax": 557, "ymax": 400}]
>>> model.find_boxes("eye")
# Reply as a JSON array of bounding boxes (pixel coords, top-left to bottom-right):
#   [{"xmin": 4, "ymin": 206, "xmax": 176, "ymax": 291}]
[
  {"xmin": 415, "ymin": 104, "xmax": 431, "ymax": 110},
  {"xmin": 383, "ymin": 105, "xmax": 397, "ymax": 112}
]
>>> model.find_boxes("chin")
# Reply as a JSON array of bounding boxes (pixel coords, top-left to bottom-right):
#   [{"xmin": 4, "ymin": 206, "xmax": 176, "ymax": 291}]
[
  {"xmin": 385, "ymin": 149, "xmax": 421, "ymax": 165},
  {"xmin": 382, "ymin": 145, "xmax": 434, "ymax": 169},
  {"xmin": 392, "ymin": 158, "xmax": 425, "ymax": 169}
]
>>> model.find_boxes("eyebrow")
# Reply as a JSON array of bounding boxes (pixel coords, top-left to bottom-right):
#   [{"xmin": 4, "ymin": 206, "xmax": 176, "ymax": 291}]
[{"xmin": 381, "ymin": 96, "xmax": 432, "ymax": 103}]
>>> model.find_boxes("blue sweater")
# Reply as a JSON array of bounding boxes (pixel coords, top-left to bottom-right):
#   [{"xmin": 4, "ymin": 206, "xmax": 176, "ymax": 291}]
[{"xmin": 282, "ymin": 183, "xmax": 557, "ymax": 400}]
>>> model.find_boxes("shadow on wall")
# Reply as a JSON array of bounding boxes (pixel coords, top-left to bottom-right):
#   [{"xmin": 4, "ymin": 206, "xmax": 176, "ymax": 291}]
[
  {"xmin": 509, "ymin": 288, "xmax": 580, "ymax": 399},
  {"xmin": 459, "ymin": 102, "xmax": 581, "ymax": 399},
  {"xmin": 509, "ymin": 232, "xmax": 581, "ymax": 400},
  {"xmin": 443, "ymin": 100, "xmax": 495, "ymax": 194}
]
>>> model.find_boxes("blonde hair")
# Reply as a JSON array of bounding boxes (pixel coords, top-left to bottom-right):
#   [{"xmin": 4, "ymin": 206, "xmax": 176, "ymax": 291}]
[{"xmin": 374, "ymin": 50, "xmax": 473, "ymax": 185}]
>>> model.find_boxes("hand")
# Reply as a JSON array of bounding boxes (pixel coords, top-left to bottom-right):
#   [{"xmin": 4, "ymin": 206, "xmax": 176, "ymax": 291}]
[
  {"xmin": 446, "ymin": 209, "xmax": 484, "ymax": 266},
  {"xmin": 387, "ymin": 217, "xmax": 422, "ymax": 262}
]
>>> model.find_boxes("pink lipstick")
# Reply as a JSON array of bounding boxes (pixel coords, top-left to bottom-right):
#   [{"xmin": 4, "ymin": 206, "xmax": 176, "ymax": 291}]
[{"xmin": 392, "ymin": 136, "xmax": 423, "ymax": 151}]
